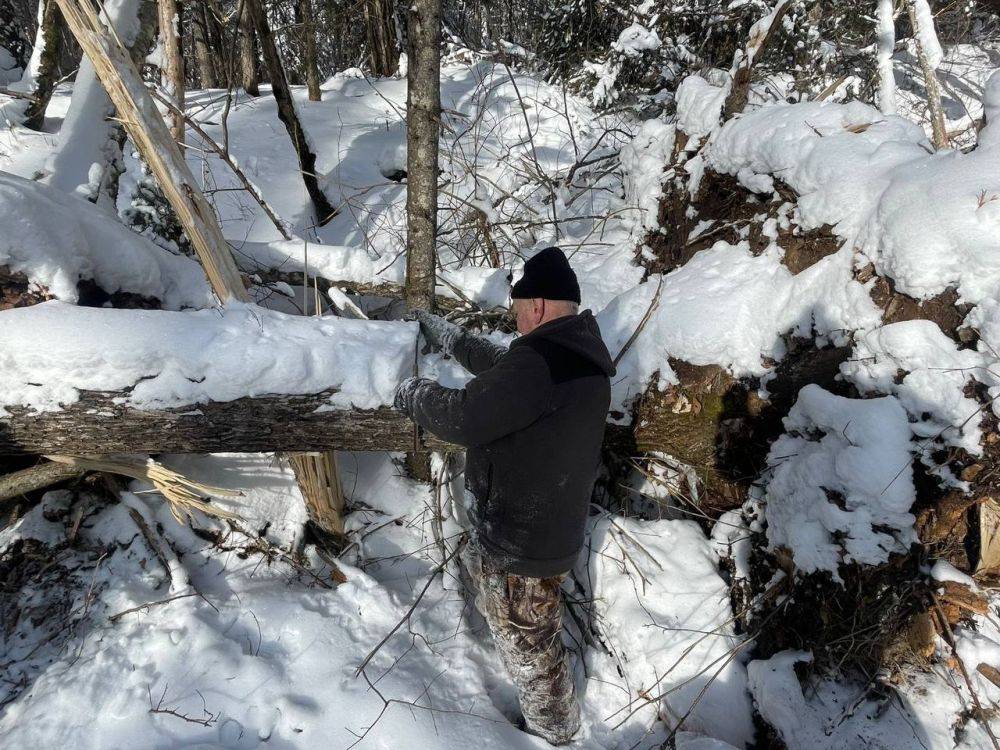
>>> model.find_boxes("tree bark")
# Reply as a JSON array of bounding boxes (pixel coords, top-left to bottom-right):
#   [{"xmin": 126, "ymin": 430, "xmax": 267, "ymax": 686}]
[
  {"xmin": 295, "ymin": 0, "xmax": 321, "ymax": 101},
  {"xmin": 404, "ymin": 0, "xmax": 441, "ymax": 312},
  {"xmin": 722, "ymin": 0, "xmax": 793, "ymax": 121},
  {"xmin": 191, "ymin": 0, "xmax": 218, "ymax": 88},
  {"xmin": 0, "ymin": 461, "xmax": 86, "ymax": 503},
  {"xmin": 876, "ymin": 0, "xmax": 897, "ymax": 116},
  {"xmin": 364, "ymin": 0, "xmax": 397, "ymax": 77},
  {"xmin": 157, "ymin": 0, "xmax": 185, "ymax": 143},
  {"xmin": 245, "ymin": 0, "xmax": 336, "ymax": 224},
  {"xmin": 0, "ymin": 393, "xmax": 451, "ymax": 455},
  {"xmin": 22, "ymin": 0, "xmax": 65, "ymax": 130},
  {"xmin": 905, "ymin": 0, "xmax": 948, "ymax": 149},
  {"xmin": 238, "ymin": 0, "xmax": 259, "ymax": 96}
]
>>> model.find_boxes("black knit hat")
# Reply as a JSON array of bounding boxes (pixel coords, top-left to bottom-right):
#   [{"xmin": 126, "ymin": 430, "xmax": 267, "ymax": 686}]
[{"xmin": 510, "ymin": 247, "xmax": 581, "ymax": 304}]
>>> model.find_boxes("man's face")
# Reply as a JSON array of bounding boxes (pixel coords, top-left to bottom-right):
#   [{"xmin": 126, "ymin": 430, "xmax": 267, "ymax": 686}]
[{"xmin": 511, "ymin": 298, "xmax": 544, "ymax": 335}]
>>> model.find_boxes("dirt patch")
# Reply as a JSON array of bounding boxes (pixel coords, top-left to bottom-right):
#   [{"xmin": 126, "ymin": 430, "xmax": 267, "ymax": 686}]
[
  {"xmin": 862, "ymin": 267, "xmax": 972, "ymax": 341},
  {"xmin": 641, "ymin": 170, "xmax": 842, "ymax": 277},
  {"xmin": 0, "ymin": 266, "xmax": 51, "ymax": 310}
]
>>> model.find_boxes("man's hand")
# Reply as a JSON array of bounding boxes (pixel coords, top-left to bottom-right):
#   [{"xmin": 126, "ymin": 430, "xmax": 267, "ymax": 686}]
[
  {"xmin": 407, "ymin": 309, "xmax": 463, "ymax": 355},
  {"xmin": 394, "ymin": 376, "xmax": 432, "ymax": 414}
]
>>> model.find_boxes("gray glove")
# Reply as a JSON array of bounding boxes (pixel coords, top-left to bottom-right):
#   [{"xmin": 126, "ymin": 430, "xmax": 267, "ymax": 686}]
[
  {"xmin": 407, "ymin": 309, "xmax": 464, "ymax": 355},
  {"xmin": 394, "ymin": 376, "xmax": 432, "ymax": 414}
]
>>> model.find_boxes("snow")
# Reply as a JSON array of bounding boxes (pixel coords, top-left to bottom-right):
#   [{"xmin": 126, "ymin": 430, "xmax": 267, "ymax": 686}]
[
  {"xmin": 930, "ymin": 559, "xmax": 977, "ymax": 587},
  {"xmin": 579, "ymin": 515, "xmax": 755, "ymax": 748},
  {"xmin": 876, "ymin": 0, "xmax": 897, "ymax": 115},
  {"xmin": 42, "ymin": 0, "xmax": 143, "ymax": 202},
  {"xmin": 0, "ymin": 301, "xmax": 416, "ymax": 414},
  {"xmin": 619, "ymin": 119, "xmax": 676, "ymax": 236},
  {"xmin": 841, "ymin": 320, "xmax": 994, "ymax": 456},
  {"xmin": 703, "ymin": 96, "xmax": 929, "ymax": 241},
  {"xmin": 908, "ymin": 0, "xmax": 944, "ymax": 70},
  {"xmin": 675, "ymin": 75, "xmax": 726, "ymax": 139},
  {"xmin": 0, "ymin": 450, "xmax": 757, "ymax": 749},
  {"xmin": 597, "ymin": 240, "xmax": 879, "ymax": 414},
  {"xmin": 0, "ymin": 171, "xmax": 213, "ymax": 308},
  {"xmin": 613, "ymin": 24, "xmax": 661, "ymax": 58},
  {"xmin": 762, "ymin": 385, "xmax": 916, "ymax": 580}
]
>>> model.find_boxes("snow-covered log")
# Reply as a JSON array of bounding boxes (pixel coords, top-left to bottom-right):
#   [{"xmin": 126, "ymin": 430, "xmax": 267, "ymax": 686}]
[{"xmin": 0, "ymin": 302, "xmax": 433, "ymax": 455}]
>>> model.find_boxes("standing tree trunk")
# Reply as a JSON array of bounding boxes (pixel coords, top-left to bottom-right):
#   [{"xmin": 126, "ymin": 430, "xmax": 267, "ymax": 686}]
[
  {"xmin": 876, "ymin": 0, "xmax": 897, "ymax": 116},
  {"xmin": 364, "ymin": 0, "xmax": 397, "ymax": 77},
  {"xmin": 238, "ymin": 0, "xmax": 259, "ymax": 96},
  {"xmin": 295, "ymin": 0, "xmax": 321, "ymax": 101},
  {"xmin": 404, "ymin": 0, "xmax": 440, "ymax": 312},
  {"xmin": 157, "ymin": 0, "xmax": 185, "ymax": 143},
  {"xmin": 906, "ymin": 0, "xmax": 948, "ymax": 148},
  {"xmin": 402, "ymin": 0, "xmax": 440, "ymax": 482},
  {"xmin": 191, "ymin": 1, "xmax": 218, "ymax": 88},
  {"xmin": 245, "ymin": 0, "xmax": 336, "ymax": 224},
  {"xmin": 21, "ymin": 0, "xmax": 65, "ymax": 130}
]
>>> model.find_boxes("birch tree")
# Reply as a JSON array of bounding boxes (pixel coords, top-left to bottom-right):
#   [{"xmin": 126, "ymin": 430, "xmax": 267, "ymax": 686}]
[{"xmin": 906, "ymin": 0, "xmax": 947, "ymax": 148}]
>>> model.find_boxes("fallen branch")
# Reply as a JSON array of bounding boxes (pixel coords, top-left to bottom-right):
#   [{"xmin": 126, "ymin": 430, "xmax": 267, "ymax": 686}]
[{"xmin": 0, "ymin": 461, "xmax": 86, "ymax": 503}]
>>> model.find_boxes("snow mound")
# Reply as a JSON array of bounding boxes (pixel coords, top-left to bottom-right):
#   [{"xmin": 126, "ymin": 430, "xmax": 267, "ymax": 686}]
[
  {"xmin": 597, "ymin": 241, "xmax": 879, "ymax": 413},
  {"xmin": 0, "ymin": 171, "xmax": 213, "ymax": 309},
  {"xmin": 0, "ymin": 301, "xmax": 416, "ymax": 414},
  {"xmin": 841, "ymin": 319, "xmax": 994, "ymax": 456},
  {"xmin": 687, "ymin": 76, "xmax": 1000, "ymax": 307},
  {"xmin": 763, "ymin": 385, "xmax": 916, "ymax": 580},
  {"xmin": 704, "ymin": 97, "xmax": 929, "ymax": 240}
]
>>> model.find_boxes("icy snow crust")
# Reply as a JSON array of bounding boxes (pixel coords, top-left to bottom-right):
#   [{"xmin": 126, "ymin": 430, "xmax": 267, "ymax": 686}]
[{"xmin": 0, "ymin": 301, "xmax": 415, "ymax": 413}]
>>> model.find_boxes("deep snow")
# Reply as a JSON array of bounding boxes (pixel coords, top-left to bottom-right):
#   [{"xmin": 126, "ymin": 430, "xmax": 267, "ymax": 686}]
[{"xmin": 1, "ymin": 43, "xmax": 1000, "ymax": 750}]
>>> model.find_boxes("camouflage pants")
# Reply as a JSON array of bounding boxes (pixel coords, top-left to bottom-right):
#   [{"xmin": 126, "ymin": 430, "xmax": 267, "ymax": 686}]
[{"xmin": 460, "ymin": 540, "xmax": 581, "ymax": 745}]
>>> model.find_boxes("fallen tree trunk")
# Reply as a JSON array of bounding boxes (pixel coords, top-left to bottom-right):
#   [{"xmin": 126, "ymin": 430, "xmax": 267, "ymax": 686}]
[
  {"xmin": 0, "ymin": 461, "xmax": 86, "ymax": 502},
  {"xmin": 0, "ymin": 393, "xmax": 453, "ymax": 455}
]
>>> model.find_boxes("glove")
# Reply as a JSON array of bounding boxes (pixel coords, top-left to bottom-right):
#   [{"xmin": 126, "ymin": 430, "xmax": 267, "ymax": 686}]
[
  {"xmin": 407, "ymin": 309, "xmax": 464, "ymax": 355},
  {"xmin": 394, "ymin": 376, "xmax": 432, "ymax": 414}
]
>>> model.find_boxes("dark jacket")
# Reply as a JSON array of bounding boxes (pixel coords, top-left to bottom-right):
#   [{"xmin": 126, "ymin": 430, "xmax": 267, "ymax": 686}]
[{"xmin": 407, "ymin": 311, "xmax": 615, "ymax": 577}]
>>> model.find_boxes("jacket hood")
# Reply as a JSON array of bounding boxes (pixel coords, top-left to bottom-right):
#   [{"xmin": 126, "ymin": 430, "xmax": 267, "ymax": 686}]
[{"xmin": 514, "ymin": 310, "xmax": 616, "ymax": 377}]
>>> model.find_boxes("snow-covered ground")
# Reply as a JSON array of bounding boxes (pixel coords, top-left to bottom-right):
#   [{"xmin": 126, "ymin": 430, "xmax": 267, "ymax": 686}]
[{"xmin": 3, "ymin": 46, "xmax": 1000, "ymax": 749}]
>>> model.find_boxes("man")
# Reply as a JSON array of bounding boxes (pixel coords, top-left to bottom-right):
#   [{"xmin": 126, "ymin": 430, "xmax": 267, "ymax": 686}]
[{"xmin": 393, "ymin": 247, "xmax": 615, "ymax": 745}]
